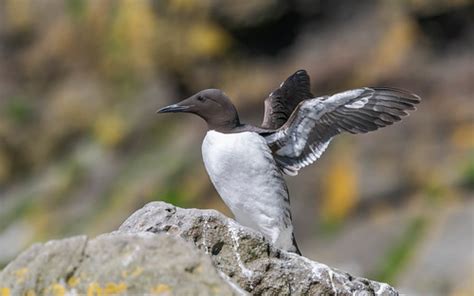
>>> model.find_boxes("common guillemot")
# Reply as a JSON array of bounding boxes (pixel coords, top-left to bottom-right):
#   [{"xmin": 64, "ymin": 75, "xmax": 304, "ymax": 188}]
[{"xmin": 157, "ymin": 70, "xmax": 420, "ymax": 255}]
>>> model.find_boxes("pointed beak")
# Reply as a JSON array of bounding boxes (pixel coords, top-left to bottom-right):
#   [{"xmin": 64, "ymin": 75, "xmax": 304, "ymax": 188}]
[{"xmin": 156, "ymin": 103, "xmax": 192, "ymax": 114}]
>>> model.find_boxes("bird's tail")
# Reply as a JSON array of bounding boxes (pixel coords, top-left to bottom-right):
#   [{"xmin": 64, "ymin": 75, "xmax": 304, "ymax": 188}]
[{"xmin": 292, "ymin": 233, "xmax": 302, "ymax": 255}]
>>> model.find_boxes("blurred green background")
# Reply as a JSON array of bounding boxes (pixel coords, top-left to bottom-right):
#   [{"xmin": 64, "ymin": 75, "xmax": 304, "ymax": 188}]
[{"xmin": 0, "ymin": 0, "xmax": 473, "ymax": 294}]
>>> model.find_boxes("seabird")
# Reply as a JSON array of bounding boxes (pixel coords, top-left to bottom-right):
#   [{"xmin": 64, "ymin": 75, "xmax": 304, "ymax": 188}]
[{"xmin": 157, "ymin": 70, "xmax": 420, "ymax": 255}]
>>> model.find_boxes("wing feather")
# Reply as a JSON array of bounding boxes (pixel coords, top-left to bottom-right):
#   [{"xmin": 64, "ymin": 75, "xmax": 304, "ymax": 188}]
[
  {"xmin": 265, "ymin": 87, "xmax": 420, "ymax": 175},
  {"xmin": 261, "ymin": 70, "xmax": 314, "ymax": 129}
]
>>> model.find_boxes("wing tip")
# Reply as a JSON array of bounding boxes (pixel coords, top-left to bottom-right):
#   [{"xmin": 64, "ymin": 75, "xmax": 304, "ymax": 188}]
[
  {"xmin": 370, "ymin": 86, "xmax": 422, "ymax": 103},
  {"xmin": 294, "ymin": 69, "xmax": 308, "ymax": 75}
]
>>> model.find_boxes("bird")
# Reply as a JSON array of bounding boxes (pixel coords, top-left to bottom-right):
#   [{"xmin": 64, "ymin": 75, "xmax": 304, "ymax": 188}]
[{"xmin": 157, "ymin": 70, "xmax": 420, "ymax": 255}]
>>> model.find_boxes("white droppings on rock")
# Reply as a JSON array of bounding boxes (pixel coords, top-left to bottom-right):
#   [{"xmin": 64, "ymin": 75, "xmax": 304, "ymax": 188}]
[
  {"xmin": 228, "ymin": 221, "xmax": 254, "ymax": 279},
  {"xmin": 116, "ymin": 201, "xmax": 399, "ymax": 295},
  {"xmin": 202, "ymin": 216, "xmax": 210, "ymax": 254},
  {"xmin": 327, "ymin": 268, "xmax": 337, "ymax": 294},
  {"xmin": 218, "ymin": 270, "xmax": 250, "ymax": 296},
  {"xmin": 297, "ymin": 255, "xmax": 341, "ymax": 294},
  {"xmin": 375, "ymin": 282, "xmax": 392, "ymax": 295}
]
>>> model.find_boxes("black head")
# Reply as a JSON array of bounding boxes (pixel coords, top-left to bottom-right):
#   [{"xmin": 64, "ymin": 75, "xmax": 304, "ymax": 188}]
[{"xmin": 157, "ymin": 89, "xmax": 240, "ymax": 132}]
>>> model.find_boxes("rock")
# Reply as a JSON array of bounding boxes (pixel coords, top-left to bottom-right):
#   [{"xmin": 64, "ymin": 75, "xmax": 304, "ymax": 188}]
[
  {"xmin": 0, "ymin": 232, "xmax": 235, "ymax": 295},
  {"xmin": 118, "ymin": 201, "xmax": 398, "ymax": 295},
  {"xmin": 0, "ymin": 201, "xmax": 398, "ymax": 295}
]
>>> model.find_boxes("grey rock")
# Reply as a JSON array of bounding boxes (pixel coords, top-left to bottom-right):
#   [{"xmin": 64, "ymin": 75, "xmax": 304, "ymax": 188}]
[
  {"xmin": 119, "ymin": 201, "xmax": 399, "ymax": 295},
  {"xmin": 0, "ymin": 235, "xmax": 87, "ymax": 294},
  {"xmin": 0, "ymin": 201, "xmax": 399, "ymax": 295},
  {"xmin": 0, "ymin": 232, "xmax": 235, "ymax": 295}
]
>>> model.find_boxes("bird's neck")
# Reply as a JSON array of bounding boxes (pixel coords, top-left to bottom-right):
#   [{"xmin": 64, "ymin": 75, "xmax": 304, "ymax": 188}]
[{"xmin": 207, "ymin": 116, "xmax": 241, "ymax": 133}]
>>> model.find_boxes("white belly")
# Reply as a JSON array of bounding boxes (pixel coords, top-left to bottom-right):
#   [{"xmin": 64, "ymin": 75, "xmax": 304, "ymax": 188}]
[{"xmin": 202, "ymin": 130, "xmax": 294, "ymax": 250}]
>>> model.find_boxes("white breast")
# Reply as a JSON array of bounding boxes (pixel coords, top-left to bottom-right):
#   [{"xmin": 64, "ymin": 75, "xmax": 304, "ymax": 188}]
[{"xmin": 202, "ymin": 130, "xmax": 294, "ymax": 251}]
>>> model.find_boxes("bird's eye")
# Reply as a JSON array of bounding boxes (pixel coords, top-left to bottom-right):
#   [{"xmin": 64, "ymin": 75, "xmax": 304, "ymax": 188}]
[{"xmin": 197, "ymin": 95, "xmax": 206, "ymax": 102}]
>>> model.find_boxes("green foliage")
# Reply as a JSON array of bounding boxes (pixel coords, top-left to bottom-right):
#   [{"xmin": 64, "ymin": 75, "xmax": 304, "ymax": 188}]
[
  {"xmin": 0, "ymin": 3, "xmax": 471, "ymax": 293},
  {"xmin": 423, "ymin": 179, "xmax": 446, "ymax": 205},
  {"xmin": 318, "ymin": 217, "xmax": 344, "ymax": 237},
  {"xmin": 159, "ymin": 188, "xmax": 188, "ymax": 208},
  {"xmin": 4, "ymin": 97, "xmax": 33, "ymax": 125},
  {"xmin": 0, "ymin": 195, "xmax": 34, "ymax": 232},
  {"xmin": 461, "ymin": 153, "xmax": 474, "ymax": 189},
  {"xmin": 371, "ymin": 216, "xmax": 427, "ymax": 284},
  {"xmin": 66, "ymin": 0, "xmax": 86, "ymax": 20}
]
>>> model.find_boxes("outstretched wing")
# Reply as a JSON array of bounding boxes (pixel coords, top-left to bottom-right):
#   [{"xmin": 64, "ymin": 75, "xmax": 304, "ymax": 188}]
[
  {"xmin": 265, "ymin": 87, "xmax": 421, "ymax": 175},
  {"xmin": 261, "ymin": 70, "xmax": 314, "ymax": 129}
]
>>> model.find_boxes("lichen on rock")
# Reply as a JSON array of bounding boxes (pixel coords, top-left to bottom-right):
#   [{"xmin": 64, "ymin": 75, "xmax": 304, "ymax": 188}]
[
  {"xmin": 0, "ymin": 201, "xmax": 398, "ymax": 295},
  {"xmin": 0, "ymin": 233, "xmax": 235, "ymax": 295}
]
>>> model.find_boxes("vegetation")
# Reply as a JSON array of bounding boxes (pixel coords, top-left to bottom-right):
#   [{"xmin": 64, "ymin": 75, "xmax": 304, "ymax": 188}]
[{"xmin": 0, "ymin": 1, "xmax": 472, "ymax": 294}]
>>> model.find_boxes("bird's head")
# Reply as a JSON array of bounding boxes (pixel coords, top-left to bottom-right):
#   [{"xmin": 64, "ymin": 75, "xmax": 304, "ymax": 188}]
[{"xmin": 157, "ymin": 89, "xmax": 240, "ymax": 132}]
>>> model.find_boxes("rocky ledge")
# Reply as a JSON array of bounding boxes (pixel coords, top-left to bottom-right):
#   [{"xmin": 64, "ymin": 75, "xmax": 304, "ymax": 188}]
[{"xmin": 0, "ymin": 202, "xmax": 398, "ymax": 295}]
